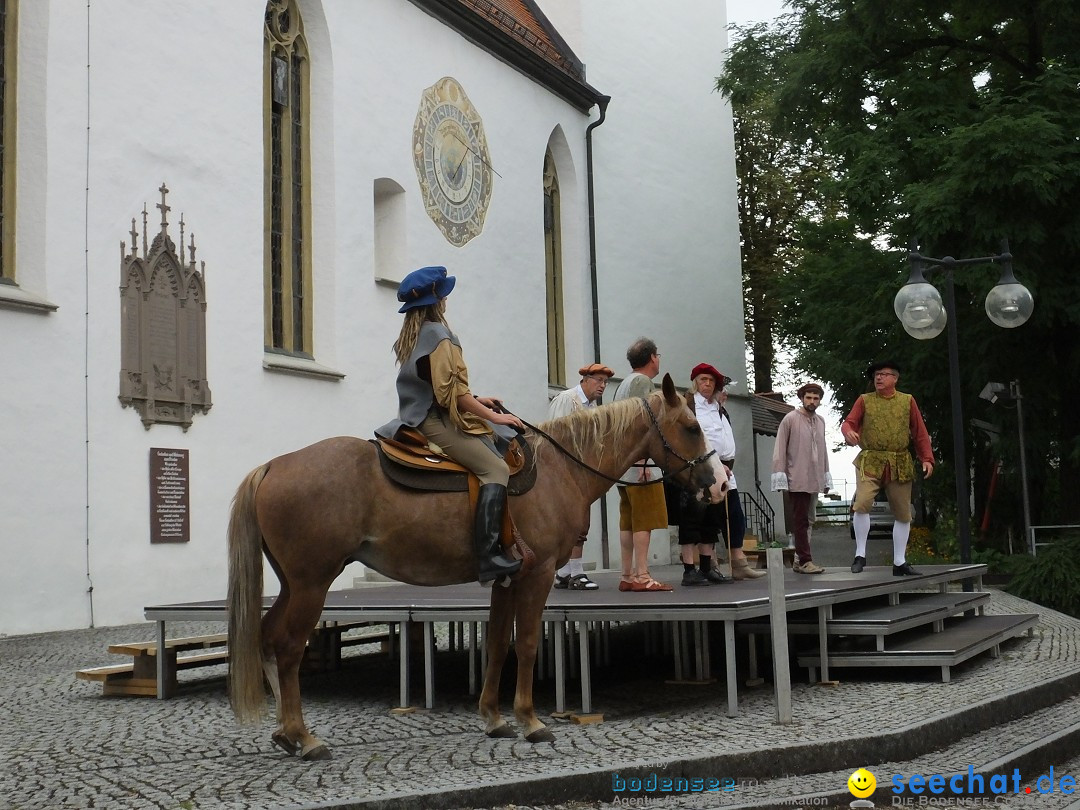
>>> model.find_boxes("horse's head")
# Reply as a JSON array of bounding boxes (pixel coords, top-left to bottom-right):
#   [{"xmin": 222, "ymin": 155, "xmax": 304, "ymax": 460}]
[{"xmin": 645, "ymin": 374, "xmax": 728, "ymax": 504}]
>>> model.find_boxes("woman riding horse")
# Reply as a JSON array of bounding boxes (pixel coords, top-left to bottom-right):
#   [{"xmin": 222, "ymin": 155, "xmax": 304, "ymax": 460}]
[{"xmin": 375, "ymin": 265, "xmax": 524, "ymax": 583}]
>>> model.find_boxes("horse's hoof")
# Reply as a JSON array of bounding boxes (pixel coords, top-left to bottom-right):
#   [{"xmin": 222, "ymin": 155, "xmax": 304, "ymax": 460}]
[
  {"xmin": 271, "ymin": 731, "xmax": 298, "ymax": 756},
  {"xmin": 525, "ymin": 728, "xmax": 556, "ymax": 743},
  {"xmin": 486, "ymin": 723, "xmax": 517, "ymax": 739},
  {"xmin": 301, "ymin": 743, "xmax": 333, "ymax": 761}
]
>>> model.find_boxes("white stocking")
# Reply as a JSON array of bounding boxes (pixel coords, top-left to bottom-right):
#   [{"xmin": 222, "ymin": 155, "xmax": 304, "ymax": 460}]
[
  {"xmin": 892, "ymin": 521, "xmax": 911, "ymax": 566},
  {"xmin": 556, "ymin": 562, "xmax": 572, "ymax": 578},
  {"xmin": 853, "ymin": 512, "xmax": 870, "ymax": 558},
  {"xmin": 569, "ymin": 557, "xmax": 585, "ymax": 577}
]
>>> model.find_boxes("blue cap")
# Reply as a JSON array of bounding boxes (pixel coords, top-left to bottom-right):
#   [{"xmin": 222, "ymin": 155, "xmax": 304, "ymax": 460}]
[{"xmin": 397, "ymin": 266, "xmax": 456, "ymax": 313}]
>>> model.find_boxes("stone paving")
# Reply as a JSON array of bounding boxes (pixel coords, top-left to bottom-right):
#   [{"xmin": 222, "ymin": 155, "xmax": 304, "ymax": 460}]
[{"xmin": 3, "ymin": 522, "xmax": 1079, "ymax": 810}]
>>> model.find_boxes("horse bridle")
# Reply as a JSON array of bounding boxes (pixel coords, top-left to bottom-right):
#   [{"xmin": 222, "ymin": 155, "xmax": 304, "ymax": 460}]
[{"xmin": 512, "ymin": 398, "xmax": 717, "ymax": 488}]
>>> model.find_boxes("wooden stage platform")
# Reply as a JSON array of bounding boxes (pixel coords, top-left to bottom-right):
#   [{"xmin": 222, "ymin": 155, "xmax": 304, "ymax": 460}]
[{"xmin": 139, "ymin": 561, "xmax": 1035, "ymax": 718}]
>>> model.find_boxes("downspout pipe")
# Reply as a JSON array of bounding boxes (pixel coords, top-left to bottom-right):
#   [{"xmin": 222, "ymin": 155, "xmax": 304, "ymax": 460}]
[
  {"xmin": 585, "ymin": 95, "xmax": 611, "ymax": 568},
  {"xmin": 586, "ymin": 95, "xmax": 610, "ymax": 366}
]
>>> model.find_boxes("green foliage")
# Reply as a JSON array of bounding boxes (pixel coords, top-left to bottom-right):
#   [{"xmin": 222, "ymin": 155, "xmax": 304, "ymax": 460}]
[
  {"xmin": 971, "ymin": 547, "xmax": 1028, "ymax": 577},
  {"xmin": 1007, "ymin": 538, "xmax": 1080, "ymax": 618},
  {"xmin": 721, "ymin": 0, "xmax": 1080, "ymax": 527}
]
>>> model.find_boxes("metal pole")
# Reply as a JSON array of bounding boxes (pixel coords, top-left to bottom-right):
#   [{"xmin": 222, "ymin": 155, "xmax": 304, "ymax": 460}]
[
  {"xmin": 1011, "ymin": 380, "xmax": 1034, "ymax": 555},
  {"xmin": 944, "ymin": 269, "xmax": 973, "ymax": 568}
]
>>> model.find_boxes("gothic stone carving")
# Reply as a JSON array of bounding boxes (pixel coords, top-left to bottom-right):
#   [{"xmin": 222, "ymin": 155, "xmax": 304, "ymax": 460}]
[{"xmin": 119, "ymin": 183, "xmax": 212, "ymax": 431}]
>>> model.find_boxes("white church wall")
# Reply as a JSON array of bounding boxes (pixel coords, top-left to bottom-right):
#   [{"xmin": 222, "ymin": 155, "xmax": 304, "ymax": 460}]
[
  {"xmin": 565, "ymin": 1, "xmax": 750, "ymax": 569},
  {"xmin": 0, "ymin": 0, "xmax": 609, "ymax": 633}
]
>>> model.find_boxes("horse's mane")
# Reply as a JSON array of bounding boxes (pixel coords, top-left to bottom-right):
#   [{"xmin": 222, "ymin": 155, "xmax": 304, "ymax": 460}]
[{"xmin": 535, "ymin": 391, "xmax": 667, "ymax": 465}]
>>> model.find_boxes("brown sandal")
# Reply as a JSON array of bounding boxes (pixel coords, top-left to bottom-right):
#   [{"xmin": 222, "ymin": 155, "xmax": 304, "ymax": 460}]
[{"xmin": 631, "ymin": 578, "xmax": 672, "ymax": 592}]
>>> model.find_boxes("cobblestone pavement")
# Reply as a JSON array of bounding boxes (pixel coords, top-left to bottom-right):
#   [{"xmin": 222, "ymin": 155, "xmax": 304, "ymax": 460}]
[{"xmin": 3, "ymin": 530, "xmax": 1079, "ymax": 810}]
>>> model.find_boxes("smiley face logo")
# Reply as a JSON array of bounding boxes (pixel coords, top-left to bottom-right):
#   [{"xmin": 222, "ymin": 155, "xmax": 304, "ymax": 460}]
[{"xmin": 848, "ymin": 768, "xmax": 876, "ymax": 798}]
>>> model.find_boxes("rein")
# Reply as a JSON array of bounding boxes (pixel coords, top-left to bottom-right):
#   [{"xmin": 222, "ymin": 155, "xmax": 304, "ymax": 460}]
[{"xmin": 510, "ymin": 398, "xmax": 716, "ymax": 487}]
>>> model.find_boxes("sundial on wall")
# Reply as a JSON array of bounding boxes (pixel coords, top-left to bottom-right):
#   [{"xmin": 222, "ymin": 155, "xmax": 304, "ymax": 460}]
[{"xmin": 412, "ymin": 77, "xmax": 493, "ymax": 247}]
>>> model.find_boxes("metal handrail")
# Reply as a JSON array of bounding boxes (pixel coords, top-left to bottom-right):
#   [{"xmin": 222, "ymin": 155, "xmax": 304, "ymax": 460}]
[
  {"xmin": 742, "ymin": 485, "xmax": 775, "ymax": 545},
  {"xmin": 1029, "ymin": 524, "xmax": 1080, "ymax": 557}
]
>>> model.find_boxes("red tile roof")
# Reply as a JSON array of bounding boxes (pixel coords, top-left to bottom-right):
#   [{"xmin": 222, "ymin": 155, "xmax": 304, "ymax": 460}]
[{"xmin": 453, "ymin": 0, "xmax": 585, "ymax": 81}]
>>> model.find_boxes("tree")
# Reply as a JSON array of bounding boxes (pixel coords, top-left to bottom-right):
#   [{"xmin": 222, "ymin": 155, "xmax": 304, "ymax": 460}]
[
  {"xmin": 716, "ymin": 21, "xmax": 840, "ymax": 393},
  {"xmin": 723, "ymin": 0, "xmax": 1080, "ymax": 532}
]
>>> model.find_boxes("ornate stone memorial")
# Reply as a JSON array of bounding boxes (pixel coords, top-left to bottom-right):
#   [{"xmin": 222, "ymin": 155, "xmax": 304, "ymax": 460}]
[{"xmin": 119, "ymin": 184, "xmax": 211, "ymax": 430}]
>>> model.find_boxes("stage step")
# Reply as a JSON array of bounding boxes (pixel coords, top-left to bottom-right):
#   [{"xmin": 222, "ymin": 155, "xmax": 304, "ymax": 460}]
[
  {"xmin": 698, "ymin": 692, "xmax": 1080, "ymax": 808},
  {"xmin": 740, "ymin": 590, "xmax": 991, "ymax": 645},
  {"xmin": 798, "ymin": 613, "xmax": 1039, "ymax": 682}
]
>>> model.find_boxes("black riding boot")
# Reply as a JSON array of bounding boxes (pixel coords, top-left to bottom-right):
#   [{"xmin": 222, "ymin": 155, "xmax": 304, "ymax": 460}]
[{"xmin": 475, "ymin": 483, "xmax": 523, "ymax": 583}]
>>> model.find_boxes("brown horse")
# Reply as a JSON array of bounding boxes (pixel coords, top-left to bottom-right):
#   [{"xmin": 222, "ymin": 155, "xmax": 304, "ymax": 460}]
[{"xmin": 227, "ymin": 374, "xmax": 727, "ymax": 760}]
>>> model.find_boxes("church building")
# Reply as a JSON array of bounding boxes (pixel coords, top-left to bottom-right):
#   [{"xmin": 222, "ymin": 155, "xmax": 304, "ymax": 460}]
[{"xmin": 0, "ymin": 0, "xmax": 750, "ymax": 634}]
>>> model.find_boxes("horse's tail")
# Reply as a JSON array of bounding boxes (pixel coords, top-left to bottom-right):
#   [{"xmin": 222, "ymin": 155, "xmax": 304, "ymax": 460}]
[{"xmin": 227, "ymin": 463, "xmax": 269, "ymax": 723}]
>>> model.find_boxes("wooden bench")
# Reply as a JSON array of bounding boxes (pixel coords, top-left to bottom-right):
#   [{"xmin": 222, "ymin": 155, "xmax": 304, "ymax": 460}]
[
  {"xmin": 77, "ymin": 623, "xmax": 393, "ymax": 697},
  {"xmin": 77, "ymin": 634, "xmax": 229, "ymax": 697}
]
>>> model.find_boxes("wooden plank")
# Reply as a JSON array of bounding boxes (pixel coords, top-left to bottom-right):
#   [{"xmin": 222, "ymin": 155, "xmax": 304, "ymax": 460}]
[
  {"xmin": 107, "ymin": 633, "xmax": 227, "ymax": 656},
  {"xmin": 77, "ymin": 664, "xmax": 136, "ymax": 682}
]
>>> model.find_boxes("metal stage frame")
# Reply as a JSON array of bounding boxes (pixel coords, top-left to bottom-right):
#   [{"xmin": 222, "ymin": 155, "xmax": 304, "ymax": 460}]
[{"xmin": 144, "ymin": 562, "xmax": 987, "ymax": 716}]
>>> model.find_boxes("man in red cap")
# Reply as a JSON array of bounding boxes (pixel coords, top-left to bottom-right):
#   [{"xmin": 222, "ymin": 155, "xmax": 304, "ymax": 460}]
[
  {"xmin": 547, "ymin": 362, "xmax": 615, "ymax": 589},
  {"xmin": 681, "ymin": 363, "xmax": 764, "ymax": 583},
  {"xmin": 842, "ymin": 360, "xmax": 935, "ymax": 575},
  {"xmin": 771, "ymin": 383, "xmax": 832, "ymax": 574}
]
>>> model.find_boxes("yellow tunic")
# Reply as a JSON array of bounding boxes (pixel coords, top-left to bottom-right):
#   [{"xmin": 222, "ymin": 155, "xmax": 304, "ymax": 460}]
[{"xmin": 856, "ymin": 392, "xmax": 916, "ymax": 482}]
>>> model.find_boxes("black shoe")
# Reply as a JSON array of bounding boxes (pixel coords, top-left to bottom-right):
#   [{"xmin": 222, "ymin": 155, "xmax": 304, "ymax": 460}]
[
  {"xmin": 553, "ymin": 574, "xmax": 570, "ymax": 589},
  {"xmin": 850, "ymin": 556, "xmax": 866, "ymax": 574},
  {"xmin": 474, "ymin": 484, "xmax": 523, "ymax": 583},
  {"xmin": 681, "ymin": 569, "xmax": 708, "ymax": 586},
  {"xmin": 893, "ymin": 562, "xmax": 919, "ymax": 576},
  {"xmin": 703, "ymin": 568, "xmax": 729, "ymax": 584},
  {"xmin": 568, "ymin": 573, "xmax": 599, "ymax": 590}
]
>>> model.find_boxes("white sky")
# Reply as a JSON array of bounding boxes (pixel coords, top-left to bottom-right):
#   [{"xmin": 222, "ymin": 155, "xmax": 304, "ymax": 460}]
[{"xmin": 727, "ymin": 0, "xmax": 789, "ymax": 28}]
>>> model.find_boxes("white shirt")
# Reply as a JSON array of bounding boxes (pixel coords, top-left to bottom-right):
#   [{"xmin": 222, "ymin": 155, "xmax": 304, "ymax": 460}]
[
  {"xmin": 547, "ymin": 385, "xmax": 593, "ymax": 420},
  {"xmin": 695, "ymin": 392, "xmax": 738, "ymax": 489}
]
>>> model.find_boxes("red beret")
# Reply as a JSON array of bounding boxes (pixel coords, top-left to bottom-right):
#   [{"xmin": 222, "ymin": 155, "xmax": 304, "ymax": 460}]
[
  {"xmin": 579, "ymin": 363, "xmax": 615, "ymax": 378},
  {"xmin": 797, "ymin": 382, "xmax": 825, "ymax": 398},
  {"xmin": 690, "ymin": 363, "xmax": 731, "ymax": 386}
]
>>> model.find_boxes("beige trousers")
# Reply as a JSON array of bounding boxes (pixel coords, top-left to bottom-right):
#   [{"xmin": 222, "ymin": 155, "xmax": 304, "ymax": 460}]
[{"xmin": 420, "ymin": 409, "xmax": 509, "ymax": 486}]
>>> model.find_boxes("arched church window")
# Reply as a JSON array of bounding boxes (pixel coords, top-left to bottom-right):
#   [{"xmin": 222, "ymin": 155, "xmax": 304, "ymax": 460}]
[
  {"xmin": 543, "ymin": 149, "xmax": 565, "ymax": 387},
  {"xmin": 264, "ymin": 0, "xmax": 311, "ymax": 356}
]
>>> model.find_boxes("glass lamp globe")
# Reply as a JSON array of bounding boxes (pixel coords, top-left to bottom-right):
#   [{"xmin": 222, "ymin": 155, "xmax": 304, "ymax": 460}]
[
  {"xmin": 894, "ymin": 281, "xmax": 945, "ymax": 331},
  {"xmin": 902, "ymin": 303, "xmax": 947, "ymax": 340},
  {"xmin": 985, "ymin": 282, "xmax": 1034, "ymax": 328}
]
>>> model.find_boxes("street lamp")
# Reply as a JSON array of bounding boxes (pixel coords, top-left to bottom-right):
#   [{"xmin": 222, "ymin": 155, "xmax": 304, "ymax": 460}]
[{"xmin": 894, "ymin": 239, "xmax": 1034, "ymax": 565}]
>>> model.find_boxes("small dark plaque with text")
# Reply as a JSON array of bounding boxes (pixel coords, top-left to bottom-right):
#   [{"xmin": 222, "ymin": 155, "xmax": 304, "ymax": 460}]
[{"xmin": 150, "ymin": 448, "xmax": 190, "ymax": 543}]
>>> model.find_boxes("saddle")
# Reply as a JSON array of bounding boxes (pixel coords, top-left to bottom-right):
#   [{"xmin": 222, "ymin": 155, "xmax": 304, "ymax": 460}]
[
  {"xmin": 371, "ymin": 428, "xmax": 537, "ymax": 578},
  {"xmin": 372, "ymin": 427, "xmax": 536, "ymax": 495}
]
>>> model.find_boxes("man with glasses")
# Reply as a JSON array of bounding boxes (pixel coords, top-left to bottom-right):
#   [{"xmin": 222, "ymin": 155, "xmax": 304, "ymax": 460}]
[
  {"xmin": 548, "ymin": 362, "xmax": 614, "ymax": 589},
  {"xmin": 842, "ymin": 360, "xmax": 935, "ymax": 575}
]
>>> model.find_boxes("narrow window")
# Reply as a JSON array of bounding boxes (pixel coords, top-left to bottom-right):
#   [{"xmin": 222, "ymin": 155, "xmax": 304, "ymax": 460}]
[
  {"xmin": 543, "ymin": 150, "xmax": 564, "ymax": 386},
  {"xmin": 264, "ymin": 0, "xmax": 311, "ymax": 355}
]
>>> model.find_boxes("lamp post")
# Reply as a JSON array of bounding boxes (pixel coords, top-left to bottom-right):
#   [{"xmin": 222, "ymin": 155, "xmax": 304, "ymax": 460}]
[{"xmin": 893, "ymin": 240, "xmax": 1034, "ymax": 565}]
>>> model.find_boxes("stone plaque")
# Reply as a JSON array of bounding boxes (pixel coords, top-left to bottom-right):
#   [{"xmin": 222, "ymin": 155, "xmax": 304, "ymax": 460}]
[
  {"xmin": 150, "ymin": 447, "xmax": 190, "ymax": 544},
  {"xmin": 119, "ymin": 183, "xmax": 212, "ymax": 431}
]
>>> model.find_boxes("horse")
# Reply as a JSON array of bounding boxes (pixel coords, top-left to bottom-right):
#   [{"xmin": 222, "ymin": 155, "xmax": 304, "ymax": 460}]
[{"xmin": 226, "ymin": 373, "xmax": 727, "ymax": 760}]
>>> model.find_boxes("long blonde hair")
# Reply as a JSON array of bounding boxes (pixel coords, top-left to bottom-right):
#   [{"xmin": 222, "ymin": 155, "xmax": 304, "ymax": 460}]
[{"xmin": 392, "ymin": 301, "xmax": 448, "ymax": 365}]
